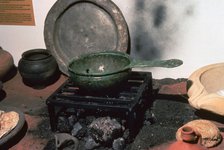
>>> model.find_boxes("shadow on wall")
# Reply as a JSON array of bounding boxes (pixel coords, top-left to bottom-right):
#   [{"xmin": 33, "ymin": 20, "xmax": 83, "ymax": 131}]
[{"xmin": 130, "ymin": 0, "xmax": 195, "ymax": 60}]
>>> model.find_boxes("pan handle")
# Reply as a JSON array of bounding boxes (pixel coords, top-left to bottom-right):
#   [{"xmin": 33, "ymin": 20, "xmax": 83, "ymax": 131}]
[{"xmin": 129, "ymin": 59, "xmax": 183, "ymax": 69}]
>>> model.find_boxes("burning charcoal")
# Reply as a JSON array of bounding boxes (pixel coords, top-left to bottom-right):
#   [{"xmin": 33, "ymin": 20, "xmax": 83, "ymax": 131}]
[
  {"xmin": 85, "ymin": 116, "xmax": 96, "ymax": 124},
  {"xmin": 71, "ymin": 122, "xmax": 83, "ymax": 136},
  {"xmin": 57, "ymin": 116, "xmax": 72, "ymax": 132},
  {"xmin": 122, "ymin": 129, "xmax": 130, "ymax": 141},
  {"xmin": 68, "ymin": 115, "xmax": 78, "ymax": 126},
  {"xmin": 112, "ymin": 137, "xmax": 125, "ymax": 150},
  {"xmin": 85, "ymin": 135, "xmax": 100, "ymax": 150},
  {"xmin": 71, "ymin": 122, "xmax": 87, "ymax": 138},
  {"xmin": 88, "ymin": 117, "xmax": 123, "ymax": 143}
]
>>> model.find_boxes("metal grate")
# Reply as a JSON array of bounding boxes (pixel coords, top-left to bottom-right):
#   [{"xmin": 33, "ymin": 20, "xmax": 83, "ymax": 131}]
[{"xmin": 46, "ymin": 71, "xmax": 152, "ymax": 135}]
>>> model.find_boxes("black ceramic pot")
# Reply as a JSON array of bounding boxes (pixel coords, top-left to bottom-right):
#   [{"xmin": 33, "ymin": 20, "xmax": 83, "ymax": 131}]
[{"xmin": 18, "ymin": 49, "xmax": 60, "ymax": 89}]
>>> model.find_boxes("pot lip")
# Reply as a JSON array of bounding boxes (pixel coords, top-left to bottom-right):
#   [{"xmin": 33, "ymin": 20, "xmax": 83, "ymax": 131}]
[
  {"xmin": 68, "ymin": 51, "xmax": 131, "ymax": 76},
  {"xmin": 22, "ymin": 49, "xmax": 52, "ymax": 61}
]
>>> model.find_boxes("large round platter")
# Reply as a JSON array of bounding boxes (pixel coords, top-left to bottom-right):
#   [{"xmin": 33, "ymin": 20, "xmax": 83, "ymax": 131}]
[
  {"xmin": 44, "ymin": 0, "xmax": 129, "ymax": 76},
  {"xmin": 0, "ymin": 106, "xmax": 25, "ymax": 146}
]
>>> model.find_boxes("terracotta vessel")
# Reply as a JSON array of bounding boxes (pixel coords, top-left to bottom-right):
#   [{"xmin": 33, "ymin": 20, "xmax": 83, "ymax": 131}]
[
  {"xmin": 0, "ymin": 47, "xmax": 14, "ymax": 80},
  {"xmin": 176, "ymin": 119, "xmax": 222, "ymax": 148},
  {"xmin": 188, "ymin": 63, "xmax": 224, "ymax": 116},
  {"xmin": 167, "ymin": 126, "xmax": 205, "ymax": 150},
  {"xmin": 18, "ymin": 49, "xmax": 60, "ymax": 89}
]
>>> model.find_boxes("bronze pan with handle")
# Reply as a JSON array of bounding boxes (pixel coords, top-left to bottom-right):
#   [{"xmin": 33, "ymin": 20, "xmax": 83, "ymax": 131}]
[{"xmin": 68, "ymin": 51, "xmax": 183, "ymax": 92}]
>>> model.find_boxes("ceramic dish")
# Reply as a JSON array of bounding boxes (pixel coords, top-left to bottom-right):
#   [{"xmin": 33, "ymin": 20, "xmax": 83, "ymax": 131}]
[
  {"xmin": 188, "ymin": 63, "xmax": 224, "ymax": 116},
  {"xmin": 44, "ymin": 0, "xmax": 129, "ymax": 75},
  {"xmin": 0, "ymin": 106, "xmax": 25, "ymax": 146}
]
